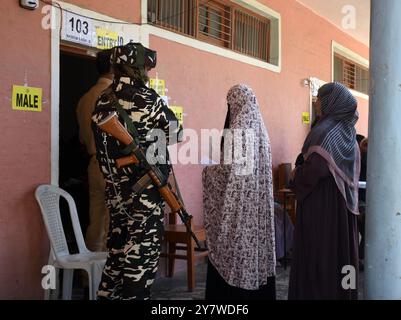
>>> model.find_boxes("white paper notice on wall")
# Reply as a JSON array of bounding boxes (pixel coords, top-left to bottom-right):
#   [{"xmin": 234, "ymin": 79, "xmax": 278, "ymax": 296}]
[{"xmin": 61, "ymin": 11, "xmax": 95, "ymax": 47}]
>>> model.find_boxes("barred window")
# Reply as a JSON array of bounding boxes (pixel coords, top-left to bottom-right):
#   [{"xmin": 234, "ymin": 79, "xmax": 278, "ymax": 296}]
[
  {"xmin": 148, "ymin": 0, "xmax": 196, "ymax": 36},
  {"xmin": 234, "ymin": 9, "xmax": 270, "ymax": 62},
  {"xmin": 148, "ymin": 0, "xmax": 271, "ymax": 63},
  {"xmin": 198, "ymin": 1, "xmax": 231, "ymax": 48},
  {"xmin": 334, "ymin": 54, "xmax": 369, "ymax": 95}
]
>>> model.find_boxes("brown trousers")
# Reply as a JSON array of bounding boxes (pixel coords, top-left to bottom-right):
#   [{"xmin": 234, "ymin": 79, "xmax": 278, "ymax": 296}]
[{"xmin": 85, "ymin": 156, "xmax": 109, "ymax": 252}]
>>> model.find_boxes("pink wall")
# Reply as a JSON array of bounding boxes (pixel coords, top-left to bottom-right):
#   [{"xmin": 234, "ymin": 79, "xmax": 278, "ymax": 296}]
[
  {"xmin": 0, "ymin": 2, "xmax": 51, "ymax": 299},
  {"xmin": 0, "ymin": 0, "xmax": 369, "ymax": 298},
  {"xmin": 65, "ymin": 0, "xmax": 141, "ymax": 23},
  {"xmin": 0, "ymin": 0, "xmax": 140, "ymax": 301},
  {"xmin": 149, "ymin": 0, "xmax": 370, "ymax": 225}
]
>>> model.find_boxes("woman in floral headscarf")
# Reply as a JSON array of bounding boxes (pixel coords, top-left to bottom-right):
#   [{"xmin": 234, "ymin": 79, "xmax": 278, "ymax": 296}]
[
  {"xmin": 288, "ymin": 82, "xmax": 360, "ymax": 300},
  {"xmin": 202, "ymin": 84, "xmax": 276, "ymax": 300}
]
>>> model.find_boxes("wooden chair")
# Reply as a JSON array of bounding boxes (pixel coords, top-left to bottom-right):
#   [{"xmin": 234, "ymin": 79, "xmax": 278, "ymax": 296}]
[
  {"xmin": 276, "ymin": 163, "xmax": 297, "ymax": 224},
  {"xmin": 278, "ymin": 163, "xmax": 292, "ymax": 190},
  {"xmin": 161, "ymin": 212, "xmax": 208, "ymax": 291},
  {"xmin": 276, "ymin": 189, "xmax": 297, "ymax": 225}
]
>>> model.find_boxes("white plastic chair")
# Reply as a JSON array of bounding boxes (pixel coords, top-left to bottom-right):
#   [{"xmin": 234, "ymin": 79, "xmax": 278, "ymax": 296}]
[{"xmin": 35, "ymin": 185, "xmax": 108, "ymax": 300}]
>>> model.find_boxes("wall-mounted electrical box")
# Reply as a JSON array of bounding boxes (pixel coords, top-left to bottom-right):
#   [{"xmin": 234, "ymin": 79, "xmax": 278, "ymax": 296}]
[{"xmin": 20, "ymin": 0, "xmax": 39, "ymax": 10}]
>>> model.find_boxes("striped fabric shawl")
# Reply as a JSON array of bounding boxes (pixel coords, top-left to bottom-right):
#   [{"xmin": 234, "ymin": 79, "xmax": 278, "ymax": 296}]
[{"xmin": 302, "ymin": 82, "xmax": 360, "ymax": 215}]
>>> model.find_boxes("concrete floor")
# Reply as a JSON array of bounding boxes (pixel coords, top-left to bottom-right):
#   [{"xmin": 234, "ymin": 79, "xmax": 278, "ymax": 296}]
[
  {"xmin": 152, "ymin": 262, "xmax": 293, "ymax": 300},
  {"xmin": 70, "ymin": 260, "xmax": 364, "ymax": 300},
  {"xmin": 151, "ymin": 261, "xmax": 364, "ymax": 300}
]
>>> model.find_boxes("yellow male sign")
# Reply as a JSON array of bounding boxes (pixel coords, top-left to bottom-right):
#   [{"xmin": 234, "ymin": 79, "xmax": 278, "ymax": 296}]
[{"xmin": 12, "ymin": 85, "xmax": 42, "ymax": 112}]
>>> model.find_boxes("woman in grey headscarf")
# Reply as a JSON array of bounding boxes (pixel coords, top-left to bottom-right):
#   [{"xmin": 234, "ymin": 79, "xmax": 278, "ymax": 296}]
[
  {"xmin": 288, "ymin": 82, "xmax": 360, "ymax": 300},
  {"xmin": 202, "ymin": 84, "xmax": 276, "ymax": 300}
]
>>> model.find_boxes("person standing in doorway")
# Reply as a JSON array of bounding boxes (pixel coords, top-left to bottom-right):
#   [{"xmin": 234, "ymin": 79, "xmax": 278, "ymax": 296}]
[
  {"xmin": 76, "ymin": 49, "xmax": 113, "ymax": 252},
  {"xmin": 288, "ymin": 82, "xmax": 360, "ymax": 300}
]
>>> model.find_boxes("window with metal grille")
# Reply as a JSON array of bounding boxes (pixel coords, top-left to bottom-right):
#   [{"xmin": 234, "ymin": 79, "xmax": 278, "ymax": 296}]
[
  {"xmin": 148, "ymin": 0, "xmax": 196, "ymax": 36},
  {"xmin": 234, "ymin": 10, "xmax": 270, "ymax": 62},
  {"xmin": 198, "ymin": 1, "xmax": 231, "ymax": 48},
  {"xmin": 334, "ymin": 54, "xmax": 369, "ymax": 95},
  {"xmin": 147, "ymin": 0, "xmax": 271, "ymax": 63}
]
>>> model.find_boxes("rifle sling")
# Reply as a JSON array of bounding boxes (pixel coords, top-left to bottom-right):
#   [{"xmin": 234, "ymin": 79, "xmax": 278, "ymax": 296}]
[
  {"xmin": 113, "ymin": 99, "xmax": 140, "ymax": 142},
  {"xmin": 107, "ymin": 92, "xmax": 142, "ymax": 157}
]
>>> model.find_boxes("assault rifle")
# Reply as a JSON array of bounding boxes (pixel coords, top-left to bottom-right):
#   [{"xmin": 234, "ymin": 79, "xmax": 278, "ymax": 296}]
[{"xmin": 97, "ymin": 112, "xmax": 206, "ymax": 251}]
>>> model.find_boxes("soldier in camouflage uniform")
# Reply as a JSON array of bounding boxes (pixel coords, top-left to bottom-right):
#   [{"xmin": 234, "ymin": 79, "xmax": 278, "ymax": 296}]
[{"xmin": 91, "ymin": 43, "xmax": 182, "ymax": 300}]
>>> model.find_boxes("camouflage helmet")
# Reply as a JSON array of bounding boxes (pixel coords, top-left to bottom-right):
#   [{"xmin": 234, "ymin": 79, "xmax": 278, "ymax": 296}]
[{"xmin": 111, "ymin": 42, "xmax": 157, "ymax": 82}]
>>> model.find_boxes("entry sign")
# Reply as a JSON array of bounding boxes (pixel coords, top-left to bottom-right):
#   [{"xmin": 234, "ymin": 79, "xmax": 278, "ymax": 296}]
[
  {"xmin": 12, "ymin": 85, "xmax": 42, "ymax": 112},
  {"xmin": 96, "ymin": 28, "xmax": 120, "ymax": 50},
  {"xmin": 169, "ymin": 106, "xmax": 184, "ymax": 126}
]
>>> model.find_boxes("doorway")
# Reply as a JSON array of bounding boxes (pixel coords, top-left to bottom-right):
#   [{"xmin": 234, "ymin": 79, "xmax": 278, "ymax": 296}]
[{"xmin": 59, "ymin": 47, "xmax": 98, "ymax": 252}]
